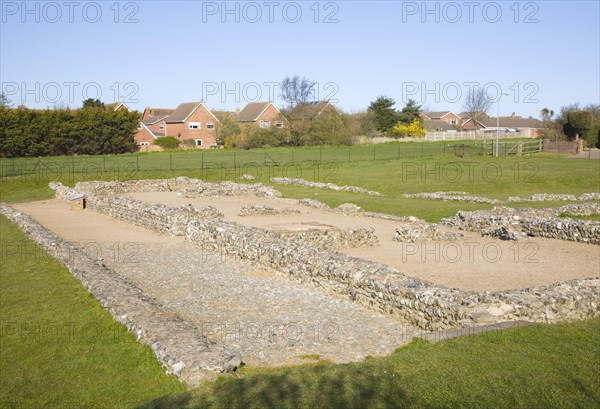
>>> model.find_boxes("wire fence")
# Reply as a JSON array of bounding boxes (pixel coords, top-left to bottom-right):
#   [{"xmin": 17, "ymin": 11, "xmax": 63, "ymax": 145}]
[{"xmin": 0, "ymin": 139, "xmax": 550, "ymax": 181}]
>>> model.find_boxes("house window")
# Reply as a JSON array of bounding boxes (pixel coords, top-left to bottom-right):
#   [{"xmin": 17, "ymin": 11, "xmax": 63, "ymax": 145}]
[
  {"xmin": 195, "ymin": 139, "xmax": 203, "ymax": 146},
  {"xmin": 189, "ymin": 122, "xmax": 200, "ymax": 129},
  {"xmin": 275, "ymin": 121, "xmax": 283, "ymax": 128},
  {"xmin": 159, "ymin": 125, "xmax": 165, "ymax": 130},
  {"xmin": 260, "ymin": 120, "xmax": 270, "ymax": 128},
  {"xmin": 206, "ymin": 122, "xmax": 215, "ymax": 130},
  {"xmin": 450, "ymin": 119, "xmax": 457, "ymax": 125},
  {"xmin": 140, "ymin": 142, "xmax": 150, "ymax": 146}
]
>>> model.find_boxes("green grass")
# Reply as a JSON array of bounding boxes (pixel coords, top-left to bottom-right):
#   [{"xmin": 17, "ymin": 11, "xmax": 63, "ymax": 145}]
[
  {"xmin": 0, "ymin": 216, "xmax": 185, "ymax": 408},
  {"xmin": 559, "ymin": 213, "xmax": 600, "ymax": 221},
  {"xmin": 138, "ymin": 319, "xmax": 600, "ymax": 409}
]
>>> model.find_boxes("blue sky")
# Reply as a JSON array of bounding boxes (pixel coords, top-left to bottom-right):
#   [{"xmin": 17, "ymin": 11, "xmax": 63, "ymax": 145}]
[{"xmin": 1, "ymin": 0, "xmax": 598, "ymax": 117}]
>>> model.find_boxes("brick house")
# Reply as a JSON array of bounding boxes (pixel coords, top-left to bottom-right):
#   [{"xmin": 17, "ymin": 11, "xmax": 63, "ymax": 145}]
[
  {"xmin": 164, "ymin": 102, "xmax": 221, "ymax": 148},
  {"xmin": 141, "ymin": 108, "xmax": 173, "ymax": 137},
  {"xmin": 458, "ymin": 111, "xmax": 490, "ymax": 128},
  {"xmin": 424, "ymin": 119, "xmax": 456, "ymax": 131},
  {"xmin": 461, "ymin": 114, "xmax": 545, "ymax": 137},
  {"xmin": 234, "ymin": 102, "xmax": 287, "ymax": 129},
  {"xmin": 135, "ymin": 108, "xmax": 173, "ymax": 146},
  {"xmin": 421, "ymin": 111, "xmax": 462, "ymax": 126},
  {"xmin": 134, "ymin": 122, "xmax": 157, "ymax": 146},
  {"xmin": 290, "ymin": 100, "xmax": 340, "ymax": 120},
  {"xmin": 135, "ymin": 103, "xmax": 220, "ymax": 148}
]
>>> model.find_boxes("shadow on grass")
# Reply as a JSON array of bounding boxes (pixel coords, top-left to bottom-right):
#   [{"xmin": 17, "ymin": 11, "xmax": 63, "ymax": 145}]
[{"xmin": 136, "ymin": 361, "xmax": 415, "ymax": 409}]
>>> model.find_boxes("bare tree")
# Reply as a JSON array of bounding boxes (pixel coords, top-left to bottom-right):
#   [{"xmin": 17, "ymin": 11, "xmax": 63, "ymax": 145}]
[
  {"xmin": 280, "ymin": 75, "xmax": 317, "ymax": 110},
  {"xmin": 462, "ymin": 87, "xmax": 493, "ymax": 120}
]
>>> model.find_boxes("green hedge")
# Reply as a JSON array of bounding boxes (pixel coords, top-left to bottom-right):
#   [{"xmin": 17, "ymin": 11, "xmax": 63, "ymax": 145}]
[
  {"xmin": 154, "ymin": 136, "xmax": 181, "ymax": 150},
  {"xmin": 0, "ymin": 107, "xmax": 139, "ymax": 157}
]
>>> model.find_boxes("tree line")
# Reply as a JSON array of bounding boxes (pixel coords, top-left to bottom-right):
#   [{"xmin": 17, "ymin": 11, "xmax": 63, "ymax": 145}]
[
  {"xmin": 0, "ymin": 99, "xmax": 139, "ymax": 158},
  {"xmin": 540, "ymin": 104, "xmax": 600, "ymax": 148}
]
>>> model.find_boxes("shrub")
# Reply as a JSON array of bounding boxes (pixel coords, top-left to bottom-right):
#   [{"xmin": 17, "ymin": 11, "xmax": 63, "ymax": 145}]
[
  {"xmin": 154, "ymin": 136, "xmax": 181, "ymax": 150},
  {"xmin": 392, "ymin": 119, "xmax": 426, "ymax": 138},
  {"xmin": 180, "ymin": 139, "xmax": 196, "ymax": 148}
]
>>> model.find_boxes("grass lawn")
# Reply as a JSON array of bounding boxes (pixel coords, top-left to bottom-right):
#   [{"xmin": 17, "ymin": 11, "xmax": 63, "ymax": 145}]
[
  {"xmin": 0, "ymin": 216, "xmax": 185, "ymax": 408},
  {"xmin": 1, "ymin": 143, "xmax": 599, "ymax": 408},
  {"xmin": 2, "ymin": 143, "xmax": 598, "ymax": 222},
  {"xmin": 139, "ymin": 318, "xmax": 600, "ymax": 409}
]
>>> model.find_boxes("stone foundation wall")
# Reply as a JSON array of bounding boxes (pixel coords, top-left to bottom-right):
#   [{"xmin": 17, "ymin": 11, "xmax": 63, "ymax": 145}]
[
  {"xmin": 47, "ymin": 180, "xmax": 600, "ymax": 331},
  {"xmin": 442, "ymin": 206, "xmax": 600, "ymax": 245},
  {"xmin": 0, "ymin": 204, "xmax": 240, "ymax": 387}
]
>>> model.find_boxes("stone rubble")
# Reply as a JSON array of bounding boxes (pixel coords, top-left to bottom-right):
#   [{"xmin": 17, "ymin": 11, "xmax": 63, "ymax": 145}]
[
  {"xmin": 401, "ymin": 191, "xmax": 502, "ymax": 204},
  {"xmin": 335, "ymin": 203, "xmax": 363, "ymax": 215},
  {"xmin": 271, "ymin": 177, "xmax": 383, "ymax": 196}
]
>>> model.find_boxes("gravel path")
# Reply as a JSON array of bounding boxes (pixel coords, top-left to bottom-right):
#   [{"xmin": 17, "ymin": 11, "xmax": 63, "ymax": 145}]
[{"xmin": 14, "ymin": 200, "xmax": 421, "ymax": 367}]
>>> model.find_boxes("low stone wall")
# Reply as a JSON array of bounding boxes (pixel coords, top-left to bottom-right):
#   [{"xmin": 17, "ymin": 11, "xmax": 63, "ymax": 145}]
[
  {"xmin": 393, "ymin": 224, "xmax": 465, "ymax": 243},
  {"xmin": 47, "ymin": 180, "xmax": 600, "ymax": 332},
  {"xmin": 271, "ymin": 177, "xmax": 383, "ymax": 196},
  {"xmin": 401, "ymin": 191, "xmax": 502, "ymax": 204},
  {"xmin": 508, "ymin": 192, "xmax": 600, "ymax": 202},
  {"xmin": 557, "ymin": 202, "xmax": 600, "ymax": 216},
  {"xmin": 0, "ymin": 204, "xmax": 240, "ymax": 387},
  {"xmin": 442, "ymin": 206, "xmax": 600, "ymax": 245},
  {"xmin": 238, "ymin": 204, "xmax": 300, "ymax": 217},
  {"xmin": 52, "ymin": 177, "xmax": 281, "ymax": 199}
]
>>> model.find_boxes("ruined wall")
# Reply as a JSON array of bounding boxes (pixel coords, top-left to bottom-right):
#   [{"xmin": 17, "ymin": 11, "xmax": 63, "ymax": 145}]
[{"xmin": 48, "ymin": 180, "xmax": 600, "ymax": 331}]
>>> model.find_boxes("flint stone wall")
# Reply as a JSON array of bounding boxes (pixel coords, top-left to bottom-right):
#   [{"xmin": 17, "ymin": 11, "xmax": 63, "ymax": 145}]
[
  {"xmin": 401, "ymin": 191, "xmax": 502, "ymax": 204},
  {"xmin": 271, "ymin": 177, "xmax": 383, "ymax": 196},
  {"xmin": 442, "ymin": 206, "xmax": 600, "ymax": 245},
  {"xmin": 0, "ymin": 204, "xmax": 239, "ymax": 387},
  {"xmin": 48, "ymin": 180, "xmax": 600, "ymax": 331}
]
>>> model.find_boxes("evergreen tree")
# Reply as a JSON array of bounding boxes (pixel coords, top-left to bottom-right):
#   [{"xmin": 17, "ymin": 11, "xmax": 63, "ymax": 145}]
[{"xmin": 367, "ymin": 96, "xmax": 398, "ymax": 133}]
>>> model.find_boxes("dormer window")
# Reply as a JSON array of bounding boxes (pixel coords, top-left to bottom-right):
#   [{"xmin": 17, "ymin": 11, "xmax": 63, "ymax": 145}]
[{"xmin": 189, "ymin": 122, "xmax": 200, "ymax": 129}]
